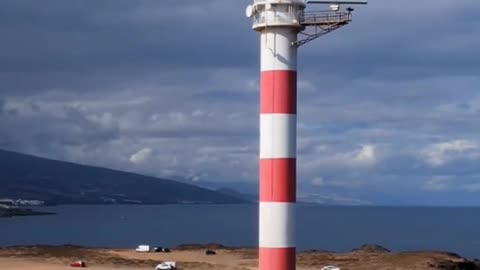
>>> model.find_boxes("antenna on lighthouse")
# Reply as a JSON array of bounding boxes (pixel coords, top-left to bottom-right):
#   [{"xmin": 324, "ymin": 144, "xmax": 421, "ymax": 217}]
[
  {"xmin": 306, "ymin": 0, "xmax": 368, "ymax": 4},
  {"xmin": 307, "ymin": 0, "xmax": 367, "ymax": 11}
]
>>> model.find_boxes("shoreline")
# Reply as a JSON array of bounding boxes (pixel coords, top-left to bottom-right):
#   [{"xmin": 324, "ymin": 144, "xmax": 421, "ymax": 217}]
[
  {"xmin": 2, "ymin": 242, "xmax": 479, "ymax": 260},
  {"xmin": 0, "ymin": 243, "xmax": 479, "ymax": 270},
  {"xmin": 0, "ymin": 207, "xmax": 55, "ymax": 218}
]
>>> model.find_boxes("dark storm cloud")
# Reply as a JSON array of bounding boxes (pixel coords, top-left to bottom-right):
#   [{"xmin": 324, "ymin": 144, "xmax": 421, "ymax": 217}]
[
  {"xmin": 300, "ymin": 0, "xmax": 480, "ymax": 79},
  {"xmin": 0, "ymin": 101, "xmax": 119, "ymax": 153},
  {"xmin": 1, "ymin": 0, "xmax": 478, "ymax": 77},
  {"xmin": 0, "ymin": 98, "xmax": 5, "ymax": 113},
  {"xmin": 1, "ymin": 0, "xmax": 478, "ymax": 94},
  {"xmin": 1, "ymin": 0, "xmax": 480, "ymax": 205},
  {"xmin": 0, "ymin": 0, "xmax": 256, "ymax": 74}
]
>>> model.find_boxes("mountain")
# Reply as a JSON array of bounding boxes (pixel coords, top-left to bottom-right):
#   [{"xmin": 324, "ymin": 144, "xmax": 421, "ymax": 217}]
[
  {"xmin": 0, "ymin": 149, "xmax": 248, "ymax": 205},
  {"xmin": 214, "ymin": 188, "xmax": 258, "ymax": 202}
]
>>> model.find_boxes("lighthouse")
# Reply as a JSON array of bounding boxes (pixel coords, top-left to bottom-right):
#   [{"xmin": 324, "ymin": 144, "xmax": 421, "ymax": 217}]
[
  {"xmin": 245, "ymin": 1, "xmax": 367, "ymax": 270},
  {"xmin": 250, "ymin": 2, "xmax": 304, "ymax": 270}
]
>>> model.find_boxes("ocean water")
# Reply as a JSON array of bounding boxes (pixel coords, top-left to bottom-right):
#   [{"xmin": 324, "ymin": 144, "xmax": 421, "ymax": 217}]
[{"xmin": 0, "ymin": 204, "xmax": 479, "ymax": 259}]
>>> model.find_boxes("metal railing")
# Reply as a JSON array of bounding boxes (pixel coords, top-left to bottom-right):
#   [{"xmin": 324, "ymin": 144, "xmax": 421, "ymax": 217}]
[
  {"xmin": 299, "ymin": 10, "xmax": 351, "ymax": 26},
  {"xmin": 253, "ymin": 12, "xmax": 303, "ymax": 26},
  {"xmin": 252, "ymin": 10, "xmax": 351, "ymax": 27},
  {"xmin": 253, "ymin": 0, "xmax": 306, "ymax": 3},
  {"xmin": 293, "ymin": 10, "xmax": 352, "ymax": 46}
]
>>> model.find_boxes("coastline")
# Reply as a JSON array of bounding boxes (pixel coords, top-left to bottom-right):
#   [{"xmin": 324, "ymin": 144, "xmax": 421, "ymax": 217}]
[
  {"xmin": 0, "ymin": 207, "xmax": 55, "ymax": 218},
  {"xmin": 0, "ymin": 243, "xmax": 479, "ymax": 270}
]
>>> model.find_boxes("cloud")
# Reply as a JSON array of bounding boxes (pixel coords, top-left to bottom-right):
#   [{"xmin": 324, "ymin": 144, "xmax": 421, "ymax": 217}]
[
  {"xmin": 0, "ymin": 0, "xmax": 480, "ymax": 205},
  {"xmin": 311, "ymin": 177, "xmax": 324, "ymax": 187},
  {"xmin": 351, "ymin": 145, "xmax": 377, "ymax": 167},
  {"xmin": 301, "ymin": 144, "xmax": 378, "ymax": 174},
  {"xmin": 422, "ymin": 175, "xmax": 480, "ymax": 194},
  {"xmin": 129, "ymin": 148, "xmax": 153, "ymax": 165},
  {"xmin": 463, "ymin": 183, "xmax": 480, "ymax": 192},
  {"xmin": 421, "ymin": 139, "xmax": 479, "ymax": 166},
  {"xmin": 423, "ymin": 176, "xmax": 454, "ymax": 192},
  {"xmin": 0, "ymin": 98, "xmax": 5, "ymax": 113},
  {"xmin": 0, "ymin": 97, "xmax": 120, "ymax": 159}
]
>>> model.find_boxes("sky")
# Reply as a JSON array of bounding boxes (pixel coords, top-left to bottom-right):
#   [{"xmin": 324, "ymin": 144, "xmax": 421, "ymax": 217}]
[{"xmin": 1, "ymin": 0, "xmax": 480, "ymax": 206}]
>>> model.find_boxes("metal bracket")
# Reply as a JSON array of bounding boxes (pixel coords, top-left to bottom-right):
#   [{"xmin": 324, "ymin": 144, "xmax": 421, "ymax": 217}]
[
  {"xmin": 292, "ymin": 22, "xmax": 349, "ymax": 47},
  {"xmin": 291, "ymin": 10, "xmax": 353, "ymax": 47}
]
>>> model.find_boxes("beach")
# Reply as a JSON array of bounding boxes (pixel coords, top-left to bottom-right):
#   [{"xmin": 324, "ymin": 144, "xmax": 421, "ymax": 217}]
[{"xmin": 1, "ymin": 244, "xmax": 479, "ymax": 270}]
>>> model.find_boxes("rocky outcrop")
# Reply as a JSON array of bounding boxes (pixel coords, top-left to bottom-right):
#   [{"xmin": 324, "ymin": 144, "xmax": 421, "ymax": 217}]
[
  {"xmin": 175, "ymin": 243, "xmax": 228, "ymax": 250},
  {"xmin": 351, "ymin": 244, "xmax": 391, "ymax": 253},
  {"xmin": 429, "ymin": 260, "xmax": 480, "ymax": 270}
]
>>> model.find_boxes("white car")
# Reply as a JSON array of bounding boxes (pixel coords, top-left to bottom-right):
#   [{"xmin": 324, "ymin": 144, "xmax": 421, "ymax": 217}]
[
  {"xmin": 321, "ymin": 266, "xmax": 340, "ymax": 270},
  {"xmin": 155, "ymin": 261, "xmax": 176, "ymax": 270}
]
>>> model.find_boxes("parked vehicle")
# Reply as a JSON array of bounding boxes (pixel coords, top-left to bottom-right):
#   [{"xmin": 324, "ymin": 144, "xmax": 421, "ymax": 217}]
[
  {"xmin": 321, "ymin": 266, "xmax": 340, "ymax": 270},
  {"xmin": 70, "ymin": 260, "xmax": 86, "ymax": 267},
  {"xmin": 155, "ymin": 261, "xmax": 176, "ymax": 270},
  {"xmin": 205, "ymin": 249, "xmax": 216, "ymax": 255},
  {"xmin": 153, "ymin": 247, "xmax": 171, "ymax": 253},
  {"xmin": 135, "ymin": 245, "xmax": 151, "ymax": 252}
]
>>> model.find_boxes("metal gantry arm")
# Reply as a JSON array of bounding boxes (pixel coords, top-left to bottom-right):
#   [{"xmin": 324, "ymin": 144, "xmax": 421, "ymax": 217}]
[
  {"xmin": 292, "ymin": 0, "xmax": 367, "ymax": 47},
  {"xmin": 292, "ymin": 10, "xmax": 352, "ymax": 47},
  {"xmin": 293, "ymin": 22, "xmax": 347, "ymax": 47}
]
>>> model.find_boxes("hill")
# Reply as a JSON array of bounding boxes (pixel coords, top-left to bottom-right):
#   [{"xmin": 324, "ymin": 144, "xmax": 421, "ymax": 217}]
[{"xmin": 0, "ymin": 149, "xmax": 248, "ymax": 205}]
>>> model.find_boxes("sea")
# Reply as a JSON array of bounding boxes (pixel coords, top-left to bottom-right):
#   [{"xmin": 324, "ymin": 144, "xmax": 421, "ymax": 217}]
[{"xmin": 1, "ymin": 204, "xmax": 479, "ymax": 259}]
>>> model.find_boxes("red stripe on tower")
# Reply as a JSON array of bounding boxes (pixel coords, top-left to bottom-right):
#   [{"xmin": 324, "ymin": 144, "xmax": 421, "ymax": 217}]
[
  {"xmin": 259, "ymin": 158, "xmax": 296, "ymax": 202},
  {"xmin": 260, "ymin": 71, "xmax": 297, "ymax": 114},
  {"xmin": 259, "ymin": 247, "xmax": 296, "ymax": 270}
]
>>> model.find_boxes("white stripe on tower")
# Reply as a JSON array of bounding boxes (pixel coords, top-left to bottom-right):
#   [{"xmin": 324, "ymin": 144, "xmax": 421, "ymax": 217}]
[{"xmin": 259, "ymin": 27, "xmax": 297, "ymax": 270}]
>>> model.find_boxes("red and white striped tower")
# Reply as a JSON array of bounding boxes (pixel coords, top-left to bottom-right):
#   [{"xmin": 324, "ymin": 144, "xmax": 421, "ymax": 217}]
[
  {"xmin": 246, "ymin": 1, "xmax": 306, "ymax": 270},
  {"xmin": 245, "ymin": 1, "xmax": 365, "ymax": 269}
]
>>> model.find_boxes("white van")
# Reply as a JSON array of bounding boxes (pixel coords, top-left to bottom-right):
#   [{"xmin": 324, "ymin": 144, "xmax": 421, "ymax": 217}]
[{"xmin": 135, "ymin": 245, "xmax": 151, "ymax": 252}]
